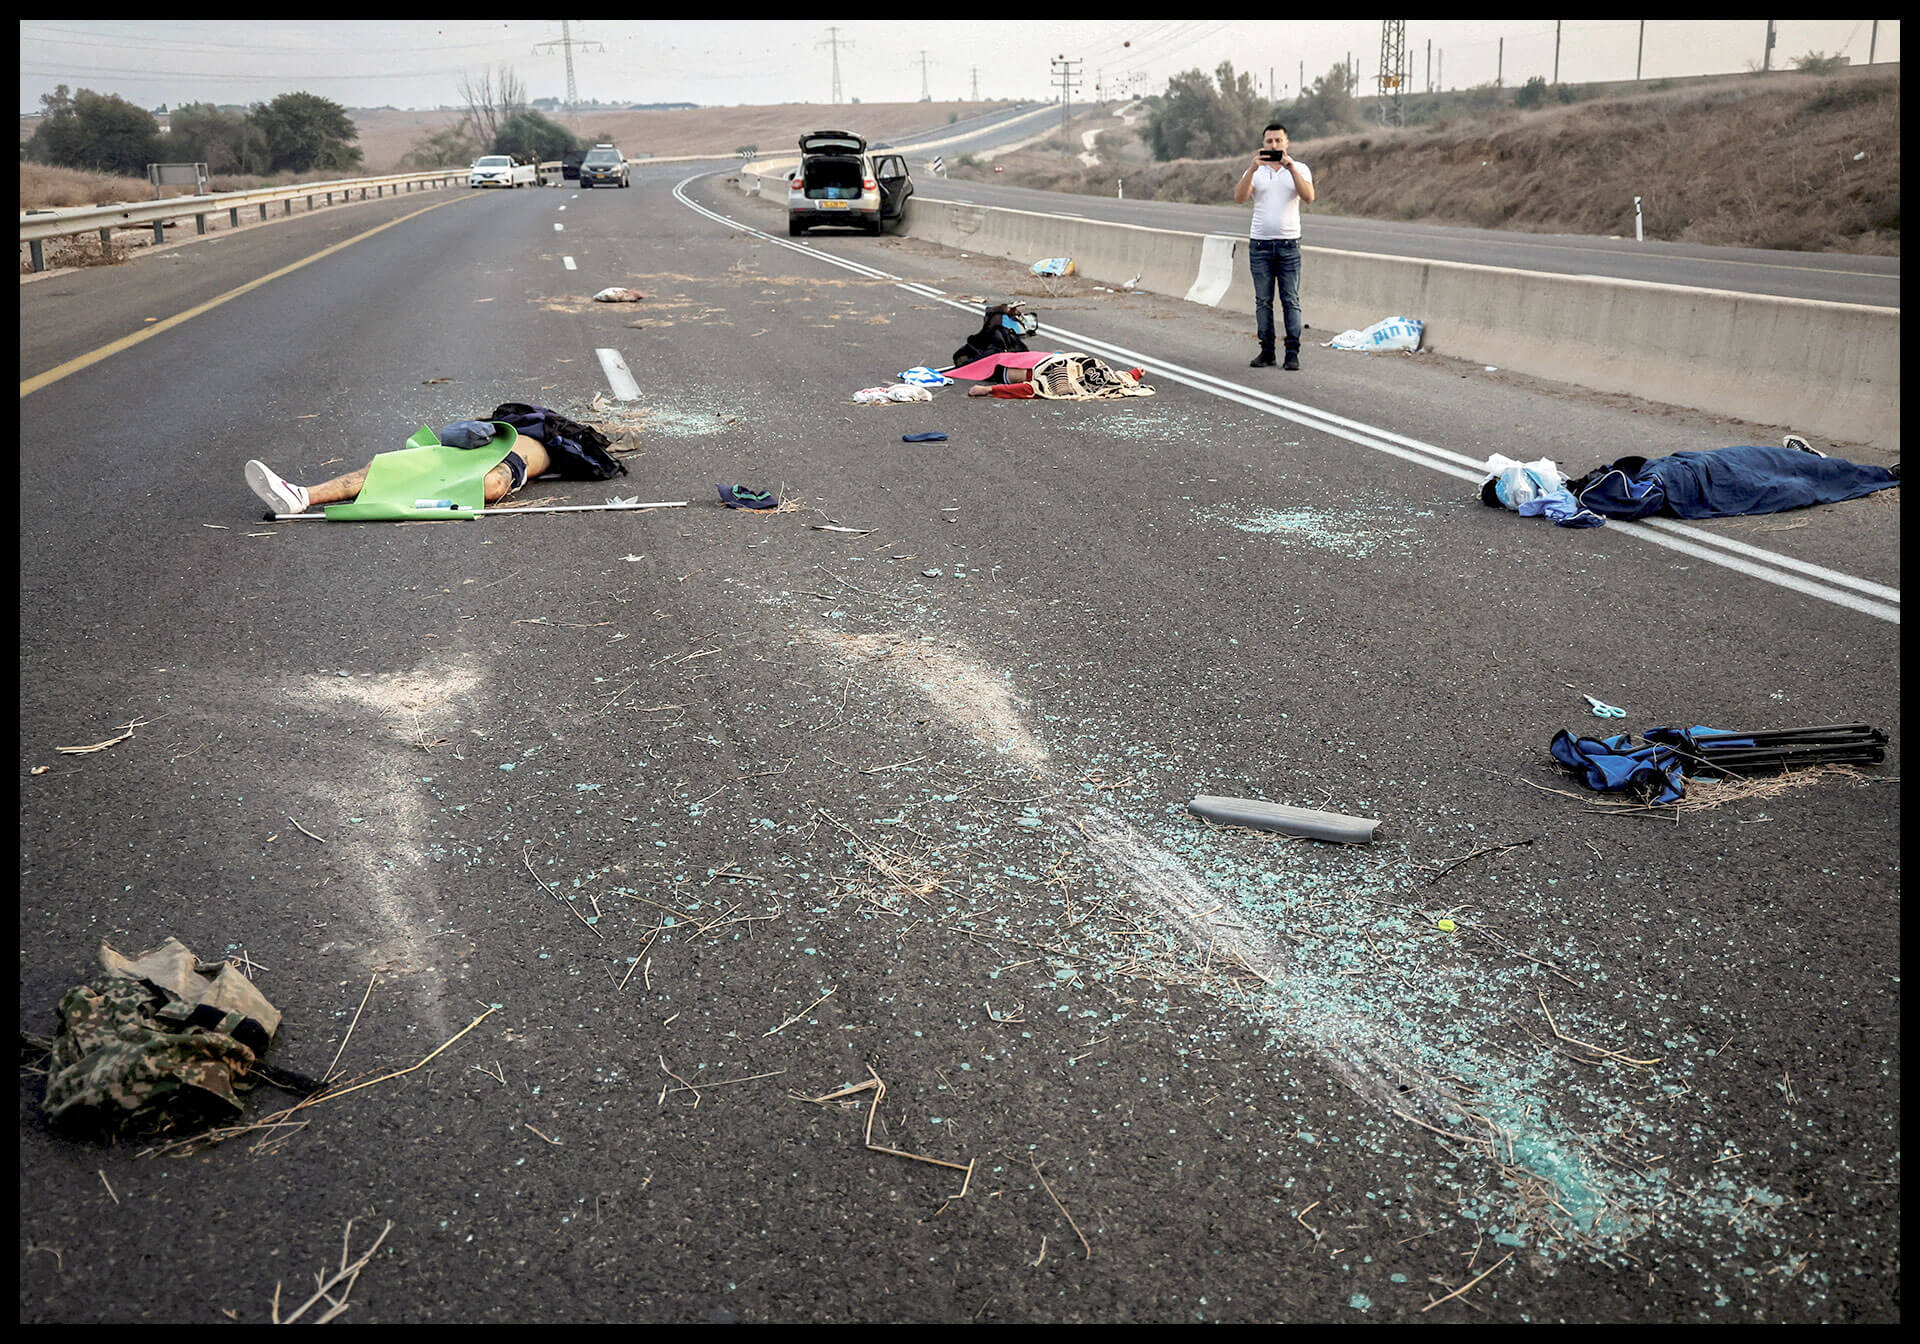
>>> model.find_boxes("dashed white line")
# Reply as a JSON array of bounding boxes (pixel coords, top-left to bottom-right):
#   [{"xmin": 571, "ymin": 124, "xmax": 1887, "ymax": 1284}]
[
  {"xmin": 563, "ymin": 256, "xmax": 577, "ymax": 270},
  {"xmin": 554, "ymin": 223, "xmax": 564, "ymax": 232}
]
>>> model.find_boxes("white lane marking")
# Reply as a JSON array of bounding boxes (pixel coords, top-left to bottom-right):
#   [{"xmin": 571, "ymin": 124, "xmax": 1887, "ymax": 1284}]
[
  {"xmin": 557, "ymin": 205, "xmax": 567, "ymax": 211},
  {"xmin": 554, "ymin": 223, "xmax": 564, "ymax": 232},
  {"xmin": 563, "ymin": 256, "xmax": 577, "ymax": 270},
  {"xmin": 673, "ymin": 175, "xmax": 1900, "ymax": 624},
  {"xmin": 595, "ymin": 348, "xmax": 641, "ymax": 401}
]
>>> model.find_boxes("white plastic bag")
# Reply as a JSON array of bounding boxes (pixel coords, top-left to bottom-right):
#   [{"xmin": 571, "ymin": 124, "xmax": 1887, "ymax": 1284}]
[
  {"xmin": 883, "ymin": 384, "xmax": 933, "ymax": 402},
  {"xmin": 1482, "ymin": 454, "xmax": 1568, "ymax": 511},
  {"xmin": 1323, "ymin": 315, "xmax": 1424, "ymax": 352}
]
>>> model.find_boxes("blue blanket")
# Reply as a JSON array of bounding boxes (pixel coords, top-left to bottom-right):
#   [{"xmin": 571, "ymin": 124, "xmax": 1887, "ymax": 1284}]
[{"xmin": 1570, "ymin": 445, "xmax": 1897, "ymax": 521}]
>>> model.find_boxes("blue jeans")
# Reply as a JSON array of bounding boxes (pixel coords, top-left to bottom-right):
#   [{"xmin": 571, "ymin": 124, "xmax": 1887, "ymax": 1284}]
[{"xmin": 1248, "ymin": 238, "xmax": 1302, "ymax": 355}]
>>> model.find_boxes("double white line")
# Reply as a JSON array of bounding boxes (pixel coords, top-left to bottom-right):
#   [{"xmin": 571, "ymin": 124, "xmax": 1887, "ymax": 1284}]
[{"xmin": 675, "ymin": 175, "xmax": 1900, "ymax": 625}]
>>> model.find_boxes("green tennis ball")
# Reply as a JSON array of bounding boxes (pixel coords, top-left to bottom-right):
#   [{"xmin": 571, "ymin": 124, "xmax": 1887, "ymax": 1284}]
[{"xmin": 1436, "ymin": 918, "xmax": 1457, "ymax": 933}]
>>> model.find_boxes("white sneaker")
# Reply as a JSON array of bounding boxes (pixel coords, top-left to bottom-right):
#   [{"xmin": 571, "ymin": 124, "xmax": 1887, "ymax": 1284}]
[
  {"xmin": 245, "ymin": 460, "xmax": 310, "ymax": 514},
  {"xmin": 1783, "ymin": 434, "xmax": 1825, "ymax": 458}
]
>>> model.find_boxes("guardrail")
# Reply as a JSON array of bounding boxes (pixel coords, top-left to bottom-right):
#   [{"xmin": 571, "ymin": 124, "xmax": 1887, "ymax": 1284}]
[
  {"xmin": 19, "ymin": 168, "xmax": 469, "ymax": 272},
  {"xmin": 734, "ymin": 168, "xmax": 1899, "ymax": 450}
]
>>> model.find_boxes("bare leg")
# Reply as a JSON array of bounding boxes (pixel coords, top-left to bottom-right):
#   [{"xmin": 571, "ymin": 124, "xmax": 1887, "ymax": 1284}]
[{"xmin": 305, "ymin": 466, "xmax": 370, "ymax": 506}]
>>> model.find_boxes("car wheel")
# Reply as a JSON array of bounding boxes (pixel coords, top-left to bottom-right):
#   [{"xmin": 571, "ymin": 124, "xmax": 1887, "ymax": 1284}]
[{"xmin": 789, "ymin": 219, "xmax": 805, "ymax": 237}]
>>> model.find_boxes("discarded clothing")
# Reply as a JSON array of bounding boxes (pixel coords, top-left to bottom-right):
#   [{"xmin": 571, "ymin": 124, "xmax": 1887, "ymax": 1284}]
[
  {"xmin": 895, "ymin": 366, "xmax": 952, "ymax": 388},
  {"xmin": 434, "ymin": 419, "xmax": 500, "ymax": 450},
  {"xmin": 853, "ymin": 384, "xmax": 932, "ymax": 404},
  {"xmin": 988, "ymin": 383, "xmax": 1038, "ymax": 399},
  {"xmin": 591, "ymin": 287, "xmax": 644, "ymax": 303},
  {"xmin": 901, "ymin": 432, "xmax": 948, "ymax": 443},
  {"xmin": 944, "ymin": 350, "xmax": 1052, "ymax": 382},
  {"xmin": 488, "ymin": 403, "xmax": 629, "ymax": 481},
  {"xmin": 42, "ymin": 938, "xmax": 288, "ymax": 1137},
  {"xmin": 1028, "ymin": 353, "xmax": 1154, "ymax": 400},
  {"xmin": 1323, "ymin": 316, "xmax": 1423, "ymax": 352},
  {"xmin": 1565, "ymin": 444, "xmax": 1898, "ymax": 521},
  {"xmin": 717, "ymin": 484, "xmax": 777, "ymax": 509}
]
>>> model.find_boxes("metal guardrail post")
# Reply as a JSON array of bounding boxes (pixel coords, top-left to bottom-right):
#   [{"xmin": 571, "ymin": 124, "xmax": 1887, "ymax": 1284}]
[
  {"xmin": 30, "ymin": 240, "xmax": 44, "ymax": 271},
  {"xmin": 196, "ymin": 213, "xmax": 207, "ymax": 235}
]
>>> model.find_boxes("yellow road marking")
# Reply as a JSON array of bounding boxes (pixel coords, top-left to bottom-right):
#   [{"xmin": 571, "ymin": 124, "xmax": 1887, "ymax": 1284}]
[{"xmin": 20, "ymin": 193, "xmax": 475, "ymax": 399}]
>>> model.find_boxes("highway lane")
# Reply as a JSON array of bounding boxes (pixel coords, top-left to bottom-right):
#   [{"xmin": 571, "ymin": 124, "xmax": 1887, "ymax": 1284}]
[
  {"xmin": 18, "ymin": 162, "xmax": 1900, "ymax": 1323},
  {"xmin": 913, "ymin": 177, "xmax": 1901, "ymax": 307}
]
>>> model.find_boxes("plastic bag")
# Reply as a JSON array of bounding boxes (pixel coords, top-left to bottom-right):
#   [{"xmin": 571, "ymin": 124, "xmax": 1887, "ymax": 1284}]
[
  {"xmin": 1482, "ymin": 454, "xmax": 1567, "ymax": 511},
  {"xmin": 1323, "ymin": 316, "xmax": 1423, "ymax": 352},
  {"xmin": 1029, "ymin": 257, "xmax": 1075, "ymax": 277}
]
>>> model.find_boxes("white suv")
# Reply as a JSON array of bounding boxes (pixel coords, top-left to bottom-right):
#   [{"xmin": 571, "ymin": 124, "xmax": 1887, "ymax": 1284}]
[{"xmin": 787, "ymin": 131, "xmax": 913, "ymax": 236}]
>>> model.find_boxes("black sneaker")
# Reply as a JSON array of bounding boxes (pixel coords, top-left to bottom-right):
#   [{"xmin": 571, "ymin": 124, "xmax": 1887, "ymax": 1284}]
[
  {"xmin": 1249, "ymin": 351, "xmax": 1276, "ymax": 368},
  {"xmin": 1282, "ymin": 352, "xmax": 1301, "ymax": 371}
]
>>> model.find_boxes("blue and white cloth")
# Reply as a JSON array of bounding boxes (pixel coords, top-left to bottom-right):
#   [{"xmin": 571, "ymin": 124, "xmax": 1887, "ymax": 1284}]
[{"xmin": 896, "ymin": 366, "xmax": 952, "ymax": 388}]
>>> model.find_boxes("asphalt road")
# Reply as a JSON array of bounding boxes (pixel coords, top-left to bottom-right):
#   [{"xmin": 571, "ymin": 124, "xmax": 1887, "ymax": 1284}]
[{"xmin": 17, "ymin": 161, "xmax": 1901, "ymax": 1323}]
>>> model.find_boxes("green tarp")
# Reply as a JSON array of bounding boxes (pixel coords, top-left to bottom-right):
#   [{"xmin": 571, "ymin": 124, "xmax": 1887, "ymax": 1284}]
[{"xmin": 323, "ymin": 421, "xmax": 518, "ymax": 522}]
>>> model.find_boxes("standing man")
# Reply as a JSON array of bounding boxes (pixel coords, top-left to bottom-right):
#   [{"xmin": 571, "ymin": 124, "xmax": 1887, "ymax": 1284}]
[{"xmin": 1234, "ymin": 122, "xmax": 1315, "ymax": 370}]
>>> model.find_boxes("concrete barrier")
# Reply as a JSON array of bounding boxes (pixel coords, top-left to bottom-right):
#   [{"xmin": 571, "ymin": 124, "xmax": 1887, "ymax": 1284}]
[{"xmin": 728, "ymin": 172, "xmax": 1898, "ymax": 449}]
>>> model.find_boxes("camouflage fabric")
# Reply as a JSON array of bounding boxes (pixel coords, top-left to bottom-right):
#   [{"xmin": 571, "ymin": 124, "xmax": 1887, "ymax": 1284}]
[{"xmin": 43, "ymin": 976, "xmax": 261, "ymax": 1137}]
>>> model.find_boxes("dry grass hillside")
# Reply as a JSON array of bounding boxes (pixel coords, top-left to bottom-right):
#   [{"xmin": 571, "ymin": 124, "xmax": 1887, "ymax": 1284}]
[
  {"xmin": 18, "ymin": 100, "xmax": 1011, "ymax": 210},
  {"xmin": 950, "ymin": 72, "xmax": 1900, "ymax": 255}
]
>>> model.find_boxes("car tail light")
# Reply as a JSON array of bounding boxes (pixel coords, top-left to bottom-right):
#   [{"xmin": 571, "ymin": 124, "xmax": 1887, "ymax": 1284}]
[{"xmin": 863, "ymin": 178, "xmax": 877, "ymax": 191}]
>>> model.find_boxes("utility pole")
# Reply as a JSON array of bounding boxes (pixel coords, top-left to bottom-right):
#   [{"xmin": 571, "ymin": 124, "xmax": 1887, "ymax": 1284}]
[
  {"xmin": 817, "ymin": 26, "xmax": 852, "ymax": 104},
  {"xmin": 1553, "ymin": 20, "xmax": 1561, "ymax": 84},
  {"xmin": 1763, "ymin": 20, "xmax": 1776, "ymax": 72},
  {"xmin": 971, "ymin": 66, "xmax": 980, "ymax": 100},
  {"xmin": 1377, "ymin": 20, "xmax": 1406, "ymax": 126},
  {"xmin": 533, "ymin": 21, "xmax": 604, "ymax": 120},
  {"xmin": 1636, "ymin": 21, "xmax": 1645, "ymax": 81},
  {"xmin": 916, "ymin": 50, "xmax": 932, "ymax": 102},
  {"xmin": 1438, "ymin": 49, "xmax": 1442, "ymax": 91},
  {"xmin": 1051, "ymin": 55, "xmax": 1081, "ymax": 141},
  {"xmin": 1426, "ymin": 39, "xmax": 1432, "ymax": 94},
  {"xmin": 1869, "ymin": 20, "xmax": 1877, "ymax": 64},
  {"xmin": 1497, "ymin": 37, "xmax": 1503, "ymax": 87}
]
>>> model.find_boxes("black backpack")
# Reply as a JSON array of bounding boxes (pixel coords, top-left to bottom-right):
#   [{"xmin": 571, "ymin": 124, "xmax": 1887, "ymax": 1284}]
[{"xmin": 950, "ymin": 303, "xmax": 1036, "ymax": 369}]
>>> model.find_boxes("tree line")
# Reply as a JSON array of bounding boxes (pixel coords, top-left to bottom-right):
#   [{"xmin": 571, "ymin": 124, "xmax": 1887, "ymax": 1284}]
[
  {"xmin": 24, "ymin": 87, "xmax": 366, "ymax": 177},
  {"xmin": 1142, "ymin": 61, "xmax": 1360, "ymax": 161},
  {"xmin": 22, "ymin": 66, "xmax": 596, "ymax": 181}
]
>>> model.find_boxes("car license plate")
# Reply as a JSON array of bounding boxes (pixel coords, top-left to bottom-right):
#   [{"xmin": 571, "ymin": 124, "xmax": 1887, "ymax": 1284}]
[{"xmin": 819, "ymin": 200, "xmax": 849, "ymax": 210}]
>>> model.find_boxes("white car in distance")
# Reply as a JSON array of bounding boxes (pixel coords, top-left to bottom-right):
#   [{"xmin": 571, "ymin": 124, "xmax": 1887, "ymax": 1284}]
[{"xmin": 469, "ymin": 155, "xmax": 538, "ymax": 189}]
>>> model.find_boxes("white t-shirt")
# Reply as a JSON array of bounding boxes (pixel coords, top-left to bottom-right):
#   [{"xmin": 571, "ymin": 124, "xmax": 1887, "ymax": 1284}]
[{"xmin": 1249, "ymin": 161, "xmax": 1312, "ymax": 240}]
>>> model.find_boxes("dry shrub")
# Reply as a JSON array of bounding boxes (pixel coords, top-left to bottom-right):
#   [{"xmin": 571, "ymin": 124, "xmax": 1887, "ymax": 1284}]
[{"xmin": 985, "ymin": 71, "xmax": 1900, "ymax": 255}]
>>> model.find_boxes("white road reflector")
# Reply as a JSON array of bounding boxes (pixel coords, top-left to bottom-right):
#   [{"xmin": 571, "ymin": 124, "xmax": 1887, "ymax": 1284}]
[
  {"xmin": 596, "ymin": 347, "xmax": 641, "ymax": 401},
  {"xmin": 553, "ymin": 222, "xmax": 564, "ymax": 231},
  {"xmin": 563, "ymin": 256, "xmax": 577, "ymax": 270}
]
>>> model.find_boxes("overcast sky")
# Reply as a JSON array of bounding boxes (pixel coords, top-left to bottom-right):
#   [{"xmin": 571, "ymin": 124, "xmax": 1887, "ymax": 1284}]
[{"xmin": 18, "ymin": 20, "xmax": 1902, "ymax": 113}]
